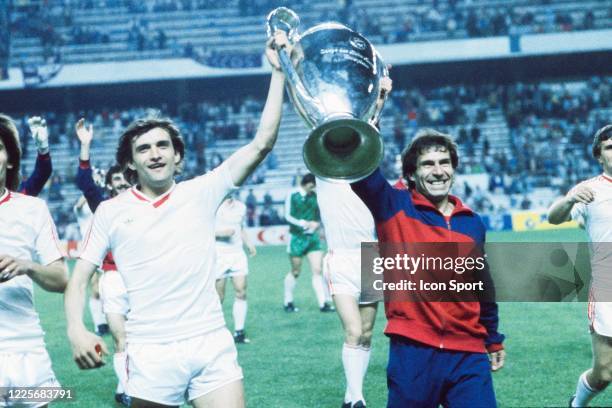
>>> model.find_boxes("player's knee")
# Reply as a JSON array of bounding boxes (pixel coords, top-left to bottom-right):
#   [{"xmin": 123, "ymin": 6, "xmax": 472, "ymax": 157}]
[
  {"xmin": 594, "ymin": 364, "xmax": 612, "ymax": 384},
  {"xmin": 235, "ymin": 290, "xmax": 247, "ymax": 300},
  {"xmin": 345, "ymin": 325, "xmax": 362, "ymax": 345},
  {"xmin": 360, "ymin": 330, "xmax": 373, "ymax": 347}
]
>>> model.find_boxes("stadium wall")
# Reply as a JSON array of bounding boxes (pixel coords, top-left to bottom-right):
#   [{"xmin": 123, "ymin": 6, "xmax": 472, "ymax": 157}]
[{"xmin": 62, "ymin": 213, "xmax": 579, "ymax": 257}]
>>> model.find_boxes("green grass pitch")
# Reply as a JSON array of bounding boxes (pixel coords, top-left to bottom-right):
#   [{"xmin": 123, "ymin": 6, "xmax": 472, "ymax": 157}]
[{"xmin": 35, "ymin": 227, "xmax": 611, "ymax": 407}]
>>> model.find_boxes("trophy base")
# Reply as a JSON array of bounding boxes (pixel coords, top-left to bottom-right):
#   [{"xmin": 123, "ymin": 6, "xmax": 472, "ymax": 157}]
[{"xmin": 303, "ymin": 118, "xmax": 383, "ymax": 183}]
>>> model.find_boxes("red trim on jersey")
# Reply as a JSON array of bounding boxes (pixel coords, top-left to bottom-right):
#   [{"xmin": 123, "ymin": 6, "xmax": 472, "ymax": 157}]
[
  {"xmin": 81, "ymin": 214, "xmax": 96, "ymax": 255},
  {"xmin": 602, "ymin": 174, "xmax": 612, "ymax": 183},
  {"xmin": 130, "ymin": 188, "xmax": 149, "ymax": 202},
  {"xmin": 79, "ymin": 159, "xmax": 91, "ymax": 169},
  {"xmin": 130, "ymin": 185, "xmax": 174, "ymax": 207},
  {"xmin": 0, "ymin": 190, "xmax": 11, "ymax": 205},
  {"xmin": 153, "ymin": 193, "xmax": 171, "ymax": 208},
  {"xmin": 48, "ymin": 212, "xmax": 65, "ymax": 257}
]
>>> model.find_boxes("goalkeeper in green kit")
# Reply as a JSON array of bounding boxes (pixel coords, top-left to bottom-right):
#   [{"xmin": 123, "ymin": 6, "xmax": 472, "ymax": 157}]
[{"xmin": 283, "ymin": 173, "xmax": 334, "ymax": 313}]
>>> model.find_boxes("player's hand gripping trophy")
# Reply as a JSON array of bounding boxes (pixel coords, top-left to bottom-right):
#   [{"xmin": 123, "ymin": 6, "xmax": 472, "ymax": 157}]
[{"xmin": 266, "ymin": 7, "xmax": 390, "ymax": 182}]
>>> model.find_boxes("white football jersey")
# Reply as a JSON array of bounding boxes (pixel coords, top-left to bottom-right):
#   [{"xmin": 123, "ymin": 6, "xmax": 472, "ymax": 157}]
[
  {"xmin": 215, "ymin": 199, "xmax": 246, "ymax": 252},
  {"xmin": 80, "ymin": 164, "xmax": 236, "ymax": 344},
  {"xmin": 74, "ymin": 199, "xmax": 93, "ymax": 239},
  {"xmin": 571, "ymin": 174, "xmax": 612, "ymax": 289},
  {"xmin": 0, "ymin": 190, "xmax": 64, "ymax": 352},
  {"xmin": 316, "ymin": 177, "xmax": 376, "ymax": 251}
]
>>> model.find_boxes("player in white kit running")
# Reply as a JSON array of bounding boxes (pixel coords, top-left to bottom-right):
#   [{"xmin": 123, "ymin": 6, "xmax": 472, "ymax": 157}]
[
  {"xmin": 214, "ymin": 194, "xmax": 257, "ymax": 344},
  {"xmin": 548, "ymin": 124, "xmax": 612, "ymax": 407},
  {"xmin": 64, "ymin": 34, "xmax": 288, "ymax": 408},
  {"xmin": 317, "ymin": 177, "xmax": 378, "ymax": 408},
  {"xmin": 0, "ymin": 114, "xmax": 68, "ymax": 408}
]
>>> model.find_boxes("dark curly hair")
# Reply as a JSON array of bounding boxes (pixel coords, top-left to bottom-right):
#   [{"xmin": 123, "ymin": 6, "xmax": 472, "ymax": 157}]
[
  {"xmin": 592, "ymin": 124, "xmax": 612, "ymax": 159},
  {"xmin": 116, "ymin": 116, "xmax": 185, "ymax": 185},
  {"xmin": 0, "ymin": 114, "xmax": 22, "ymax": 191},
  {"xmin": 401, "ymin": 128, "xmax": 458, "ymax": 190}
]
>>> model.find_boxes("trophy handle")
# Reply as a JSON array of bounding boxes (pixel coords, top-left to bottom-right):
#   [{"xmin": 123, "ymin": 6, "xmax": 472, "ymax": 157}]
[
  {"xmin": 369, "ymin": 50, "xmax": 389, "ymax": 125},
  {"xmin": 267, "ymin": 7, "xmax": 324, "ymax": 125}
]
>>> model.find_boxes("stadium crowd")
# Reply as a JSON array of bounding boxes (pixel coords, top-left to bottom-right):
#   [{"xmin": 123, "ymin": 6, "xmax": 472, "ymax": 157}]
[
  {"xmin": 10, "ymin": 75, "xmax": 610, "ymax": 237},
  {"xmin": 7, "ymin": 0, "xmax": 612, "ymax": 70}
]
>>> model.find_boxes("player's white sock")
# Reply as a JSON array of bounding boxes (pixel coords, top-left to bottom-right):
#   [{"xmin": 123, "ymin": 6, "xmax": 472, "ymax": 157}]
[
  {"xmin": 342, "ymin": 343, "xmax": 364, "ymax": 404},
  {"xmin": 233, "ymin": 298, "xmax": 248, "ymax": 332},
  {"xmin": 323, "ymin": 275, "xmax": 332, "ymax": 303},
  {"xmin": 359, "ymin": 345, "xmax": 372, "ymax": 378},
  {"xmin": 312, "ymin": 275, "xmax": 326, "ymax": 308},
  {"xmin": 574, "ymin": 371, "xmax": 602, "ymax": 407},
  {"xmin": 284, "ymin": 273, "xmax": 296, "ymax": 305},
  {"xmin": 88, "ymin": 297, "xmax": 106, "ymax": 329},
  {"xmin": 113, "ymin": 352, "xmax": 127, "ymax": 395}
]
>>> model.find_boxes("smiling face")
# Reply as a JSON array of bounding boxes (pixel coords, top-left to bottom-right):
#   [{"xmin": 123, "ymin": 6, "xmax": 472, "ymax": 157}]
[
  {"xmin": 107, "ymin": 171, "xmax": 130, "ymax": 195},
  {"xmin": 127, "ymin": 127, "xmax": 180, "ymax": 194},
  {"xmin": 410, "ymin": 146, "xmax": 455, "ymax": 203}
]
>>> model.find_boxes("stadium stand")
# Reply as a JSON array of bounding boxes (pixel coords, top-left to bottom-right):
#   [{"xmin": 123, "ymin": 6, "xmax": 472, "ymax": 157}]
[
  {"xmin": 8, "ymin": 0, "xmax": 612, "ymax": 68},
  {"xmin": 9, "ymin": 75, "xmax": 610, "ymax": 237}
]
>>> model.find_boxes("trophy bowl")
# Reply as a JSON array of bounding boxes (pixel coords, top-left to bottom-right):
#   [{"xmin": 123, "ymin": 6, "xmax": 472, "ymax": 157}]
[{"xmin": 267, "ymin": 8, "xmax": 388, "ymax": 183}]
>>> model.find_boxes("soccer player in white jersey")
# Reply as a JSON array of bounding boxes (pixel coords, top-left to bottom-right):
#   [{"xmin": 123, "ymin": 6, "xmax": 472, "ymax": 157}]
[
  {"xmin": 548, "ymin": 124, "xmax": 612, "ymax": 407},
  {"xmin": 214, "ymin": 194, "xmax": 257, "ymax": 344},
  {"xmin": 0, "ymin": 113, "xmax": 68, "ymax": 407},
  {"xmin": 317, "ymin": 177, "xmax": 378, "ymax": 408},
  {"xmin": 65, "ymin": 34, "xmax": 288, "ymax": 408}
]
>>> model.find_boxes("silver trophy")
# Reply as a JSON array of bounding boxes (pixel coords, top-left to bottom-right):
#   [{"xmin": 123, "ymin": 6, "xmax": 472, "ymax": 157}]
[{"xmin": 267, "ymin": 7, "xmax": 388, "ymax": 183}]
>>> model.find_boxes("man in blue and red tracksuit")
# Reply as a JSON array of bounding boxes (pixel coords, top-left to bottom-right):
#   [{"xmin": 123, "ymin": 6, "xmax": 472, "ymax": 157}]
[{"xmin": 352, "ymin": 129, "xmax": 505, "ymax": 408}]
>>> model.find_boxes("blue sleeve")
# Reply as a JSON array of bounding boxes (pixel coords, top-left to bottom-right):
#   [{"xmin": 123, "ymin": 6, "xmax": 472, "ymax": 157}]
[
  {"xmin": 479, "ymin": 301, "xmax": 505, "ymax": 347},
  {"xmin": 350, "ymin": 168, "xmax": 402, "ymax": 223},
  {"xmin": 75, "ymin": 161, "xmax": 105, "ymax": 212},
  {"xmin": 477, "ymin": 225, "xmax": 505, "ymax": 348},
  {"xmin": 18, "ymin": 153, "xmax": 52, "ymax": 196},
  {"xmin": 351, "ymin": 168, "xmax": 411, "ymax": 223}
]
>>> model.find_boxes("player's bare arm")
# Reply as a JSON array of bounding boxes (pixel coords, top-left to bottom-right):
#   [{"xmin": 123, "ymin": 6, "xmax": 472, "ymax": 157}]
[
  {"xmin": 223, "ymin": 32, "xmax": 288, "ymax": 186},
  {"xmin": 548, "ymin": 183, "xmax": 595, "ymax": 224},
  {"xmin": 65, "ymin": 258, "xmax": 110, "ymax": 369},
  {"xmin": 76, "ymin": 118, "xmax": 94, "ymax": 161},
  {"xmin": 0, "ymin": 256, "xmax": 67, "ymax": 292}
]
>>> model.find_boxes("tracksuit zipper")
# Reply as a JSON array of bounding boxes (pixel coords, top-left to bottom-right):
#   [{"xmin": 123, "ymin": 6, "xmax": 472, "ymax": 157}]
[{"xmin": 439, "ymin": 215, "xmax": 452, "ymax": 349}]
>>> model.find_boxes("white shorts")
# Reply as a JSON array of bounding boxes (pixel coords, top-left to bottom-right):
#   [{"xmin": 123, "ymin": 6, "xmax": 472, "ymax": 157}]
[
  {"xmin": 99, "ymin": 271, "xmax": 129, "ymax": 316},
  {"xmin": 0, "ymin": 348, "xmax": 60, "ymax": 408},
  {"xmin": 324, "ymin": 250, "xmax": 362, "ymax": 301},
  {"xmin": 126, "ymin": 328, "xmax": 243, "ymax": 405},
  {"xmin": 215, "ymin": 250, "xmax": 248, "ymax": 280}
]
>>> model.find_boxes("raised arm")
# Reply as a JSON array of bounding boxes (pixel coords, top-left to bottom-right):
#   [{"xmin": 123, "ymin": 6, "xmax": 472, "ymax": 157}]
[
  {"xmin": 547, "ymin": 183, "xmax": 594, "ymax": 225},
  {"xmin": 74, "ymin": 119, "xmax": 105, "ymax": 212},
  {"xmin": 223, "ymin": 33, "xmax": 287, "ymax": 186},
  {"xmin": 19, "ymin": 117, "xmax": 52, "ymax": 196},
  {"xmin": 65, "ymin": 258, "xmax": 109, "ymax": 369}
]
